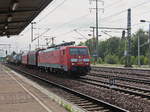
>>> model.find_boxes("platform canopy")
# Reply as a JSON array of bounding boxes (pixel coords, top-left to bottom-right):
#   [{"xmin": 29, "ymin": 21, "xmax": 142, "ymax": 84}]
[{"xmin": 0, "ymin": 0, "xmax": 53, "ymax": 37}]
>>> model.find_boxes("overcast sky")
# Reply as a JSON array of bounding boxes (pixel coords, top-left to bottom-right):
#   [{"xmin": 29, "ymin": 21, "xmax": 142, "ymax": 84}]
[{"xmin": 1, "ymin": 0, "xmax": 150, "ymax": 56}]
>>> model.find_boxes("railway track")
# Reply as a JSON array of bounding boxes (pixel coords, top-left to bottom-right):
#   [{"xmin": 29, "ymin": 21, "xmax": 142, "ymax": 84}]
[
  {"xmin": 79, "ymin": 76, "xmax": 150, "ymax": 100},
  {"xmin": 5, "ymin": 64, "xmax": 128, "ymax": 112},
  {"xmin": 90, "ymin": 72, "xmax": 150, "ymax": 85},
  {"xmin": 92, "ymin": 66, "xmax": 150, "ymax": 78}
]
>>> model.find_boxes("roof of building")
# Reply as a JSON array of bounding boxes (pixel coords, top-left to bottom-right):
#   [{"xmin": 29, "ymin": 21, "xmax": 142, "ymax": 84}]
[{"xmin": 0, "ymin": 0, "xmax": 53, "ymax": 37}]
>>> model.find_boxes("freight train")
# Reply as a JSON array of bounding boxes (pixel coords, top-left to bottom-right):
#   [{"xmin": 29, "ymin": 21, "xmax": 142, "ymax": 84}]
[{"xmin": 7, "ymin": 42, "xmax": 91, "ymax": 76}]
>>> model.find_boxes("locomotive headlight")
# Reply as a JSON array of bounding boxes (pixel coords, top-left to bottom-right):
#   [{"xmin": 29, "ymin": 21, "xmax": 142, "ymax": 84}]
[
  {"xmin": 71, "ymin": 58, "xmax": 78, "ymax": 62},
  {"xmin": 72, "ymin": 63, "xmax": 75, "ymax": 65},
  {"xmin": 83, "ymin": 59, "xmax": 90, "ymax": 62}
]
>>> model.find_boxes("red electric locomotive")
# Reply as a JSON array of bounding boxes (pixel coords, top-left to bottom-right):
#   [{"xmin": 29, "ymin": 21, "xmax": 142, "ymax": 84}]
[
  {"xmin": 38, "ymin": 42, "xmax": 91, "ymax": 75},
  {"xmin": 20, "ymin": 42, "xmax": 91, "ymax": 76}
]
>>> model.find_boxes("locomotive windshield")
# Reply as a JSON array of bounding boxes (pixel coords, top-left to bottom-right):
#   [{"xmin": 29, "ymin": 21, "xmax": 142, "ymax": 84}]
[{"xmin": 70, "ymin": 48, "xmax": 88, "ymax": 55}]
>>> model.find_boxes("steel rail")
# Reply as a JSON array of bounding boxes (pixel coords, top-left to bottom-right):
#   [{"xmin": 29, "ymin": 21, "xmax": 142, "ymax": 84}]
[
  {"xmin": 5, "ymin": 64, "xmax": 128, "ymax": 112},
  {"xmin": 90, "ymin": 72, "xmax": 150, "ymax": 85},
  {"xmin": 79, "ymin": 77, "xmax": 150, "ymax": 100},
  {"xmin": 92, "ymin": 66, "xmax": 150, "ymax": 74}
]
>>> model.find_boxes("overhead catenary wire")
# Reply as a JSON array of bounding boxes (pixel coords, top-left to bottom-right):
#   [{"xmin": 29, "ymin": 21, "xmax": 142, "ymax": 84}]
[
  {"xmin": 131, "ymin": 0, "xmax": 150, "ymax": 9},
  {"xmin": 32, "ymin": 28, "xmax": 51, "ymax": 42},
  {"xmin": 49, "ymin": 14, "xmax": 90, "ymax": 33},
  {"xmin": 51, "ymin": 0, "xmax": 150, "ymax": 37},
  {"xmin": 99, "ymin": 0, "xmax": 150, "ymax": 35},
  {"xmin": 22, "ymin": 0, "xmax": 125, "ymax": 39},
  {"xmin": 104, "ymin": 0, "xmax": 125, "ymax": 9},
  {"xmin": 54, "ymin": 30, "xmax": 74, "ymax": 37},
  {"xmin": 37, "ymin": 0, "xmax": 68, "ymax": 24},
  {"xmin": 18, "ymin": 0, "xmax": 150, "ymax": 35},
  {"xmin": 101, "ymin": 9, "xmax": 127, "ymax": 21},
  {"xmin": 101, "ymin": 0, "xmax": 150, "ymax": 22},
  {"xmin": 19, "ymin": 0, "xmax": 150, "ymax": 46},
  {"xmin": 20, "ymin": 0, "xmax": 63, "ymax": 35},
  {"xmin": 102, "ymin": 15, "xmax": 127, "ymax": 24},
  {"xmin": 21, "ymin": 0, "xmax": 67, "ymax": 36},
  {"xmin": 22, "ymin": 13, "xmax": 90, "ymax": 43},
  {"xmin": 36, "ymin": 0, "xmax": 59, "ymax": 21}
]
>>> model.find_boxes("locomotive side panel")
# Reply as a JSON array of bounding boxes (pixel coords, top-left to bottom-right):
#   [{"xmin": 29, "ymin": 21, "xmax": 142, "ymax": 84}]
[
  {"xmin": 59, "ymin": 48, "xmax": 68, "ymax": 71},
  {"xmin": 38, "ymin": 47, "xmax": 68, "ymax": 71}
]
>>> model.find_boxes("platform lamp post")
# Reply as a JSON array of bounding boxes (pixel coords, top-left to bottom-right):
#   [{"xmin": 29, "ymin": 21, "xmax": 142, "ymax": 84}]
[
  {"xmin": 31, "ymin": 22, "xmax": 36, "ymax": 42},
  {"xmin": 140, "ymin": 20, "xmax": 150, "ymax": 67},
  {"xmin": 30, "ymin": 22, "xmax": 36, "ymax": 51}
]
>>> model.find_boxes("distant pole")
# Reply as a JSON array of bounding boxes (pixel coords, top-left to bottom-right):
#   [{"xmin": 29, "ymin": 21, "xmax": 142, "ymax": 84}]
[
  {"xmin": 29, "ymin": 44, "xmax": 31, "ymax": 51},
  {"xmin": 38, "ymin": 38, "xmax": 40, "ymax": 48},
  {"xmin": 44, "ymin": 36, "xmax": 51, "ymax": 47},
  {"xmin": 37, "ymin": 28, "xmax": 40, "ymax": 49},
  {"xmin": 5, "ymin": 50, "xmax": 7, "ymax": 56},
  {"xmin": 31, "ymin": 22, "xmax": 36, "ymax": 42},
  {"xmin": 95, "ymin": 0, "xmax": 99, "ymax": 60},
  {"xmin": 138, "ymin": 34, "xmax": 140, "ymax": 67},
  {"xmin": 9, "ymin": 44, "xmax": 11, "ymax": 54},
  {"xmin": 51, "ymin": 37, "xmax": 56, "ymax": 46},
  {"xmin": 149, "ymin": 24, "xmax": 150, "ymax": 67},
  {"xmin": 90, "ymin": 0, "xmax": 104, "ymax": 61},
  {"xmin": 92, "ymin": 27, "xmax": 95, "ymax": 38},
  {"xmin": 31, "ymin": 22, "xmax": 36, "ymax": 50},
  {"xmin": 91, "ymin": 27, "xmax": 95, "ymax": 55},
  {"xmin": 45, "ymin": 38, "xmax": 49, "ymax": 47},
  {"xmin": 126, "ymin": 8, "xmax": 132, "ymax": 67},
  {"xmin": 124, "ymin": 38, "xmax": 127, "ymax": 66},
  {"xmin": 31, "ymin": 23, "xmax": 34, "ymax": 42}
]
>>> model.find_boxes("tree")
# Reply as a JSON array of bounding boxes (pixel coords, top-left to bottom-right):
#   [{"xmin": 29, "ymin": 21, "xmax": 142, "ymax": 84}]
[
  {"xmin": 79, "ymin": 29, "xmax": 149, "ymax": 65},
  {"xmin": 131, "ymin": 29, "xmax": 148, "ymax": 57}
]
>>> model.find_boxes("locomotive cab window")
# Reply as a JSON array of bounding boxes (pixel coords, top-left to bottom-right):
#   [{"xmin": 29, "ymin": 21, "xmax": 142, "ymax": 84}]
[{"xmin": 70, "ymin": 48, "xmax": 88, "ymax": 55}]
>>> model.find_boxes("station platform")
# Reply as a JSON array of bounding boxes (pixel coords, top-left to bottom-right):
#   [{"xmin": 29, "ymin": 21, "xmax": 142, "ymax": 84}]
[{"xmin": 0, "ymin": 64, "xmax": 68, "ymax": 112}]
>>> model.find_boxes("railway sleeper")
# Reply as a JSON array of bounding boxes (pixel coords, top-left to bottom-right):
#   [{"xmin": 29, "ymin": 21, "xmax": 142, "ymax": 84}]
[
  {"xmin": 81, "ymin": 104, "xmax": 100, "ymax": 108},
  {"xmin": 81, "ymin": 77, "xmax": 150, "ymax": 101},
  {"xmin": 7, "ymin": 64, "xmax": 129, "ymax": 112},
  {"xmin": 77, "ymin": 102, "xmax": 94, "ymax": 106},
  {"xmin": 114, "ymin": 87, "xmax": 150, "ymax": 99},
  {"xmin": 85, "ymin": 107, "xmax": 109, "ymax": 112},
  {"xmin": 69, "ymin": 99, "xmax": 89, "ymax": 103}
]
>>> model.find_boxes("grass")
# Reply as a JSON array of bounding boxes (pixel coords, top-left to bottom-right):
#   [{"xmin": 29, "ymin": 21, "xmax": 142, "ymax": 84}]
[{"xmin": 61, "ymin": 101, "xmax": 79, "ymax": 112}]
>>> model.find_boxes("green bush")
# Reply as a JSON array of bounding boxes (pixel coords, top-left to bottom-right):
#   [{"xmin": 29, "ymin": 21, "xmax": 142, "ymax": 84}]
[
  {"xmin": 90, "ymin": 58, "xmax": 95, "ymax": 64},
  {"xmin": 104, "ymin": 54, "xmax": 119, "ymax": 64},
  {"xmin": 97, "ymin": 57, "xmax": 103, "ymax": 64},
  {"xmin": 144, "ymin": 57, "xmax": 149, "ymax": 65},
  {"xmin": 131, "ymin": 56, "xmax": 136, "ymax": 65},
  {"xmin": 120, "ymin": 56, "xmax": 125, "ymax": 64},
  {"xmin": 140, "ymin": 56, "xmax": 145, "ymax": 65},
  {"xmin": 135, "ymin": 56, "xmax": 148, "ymax": 65}
]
